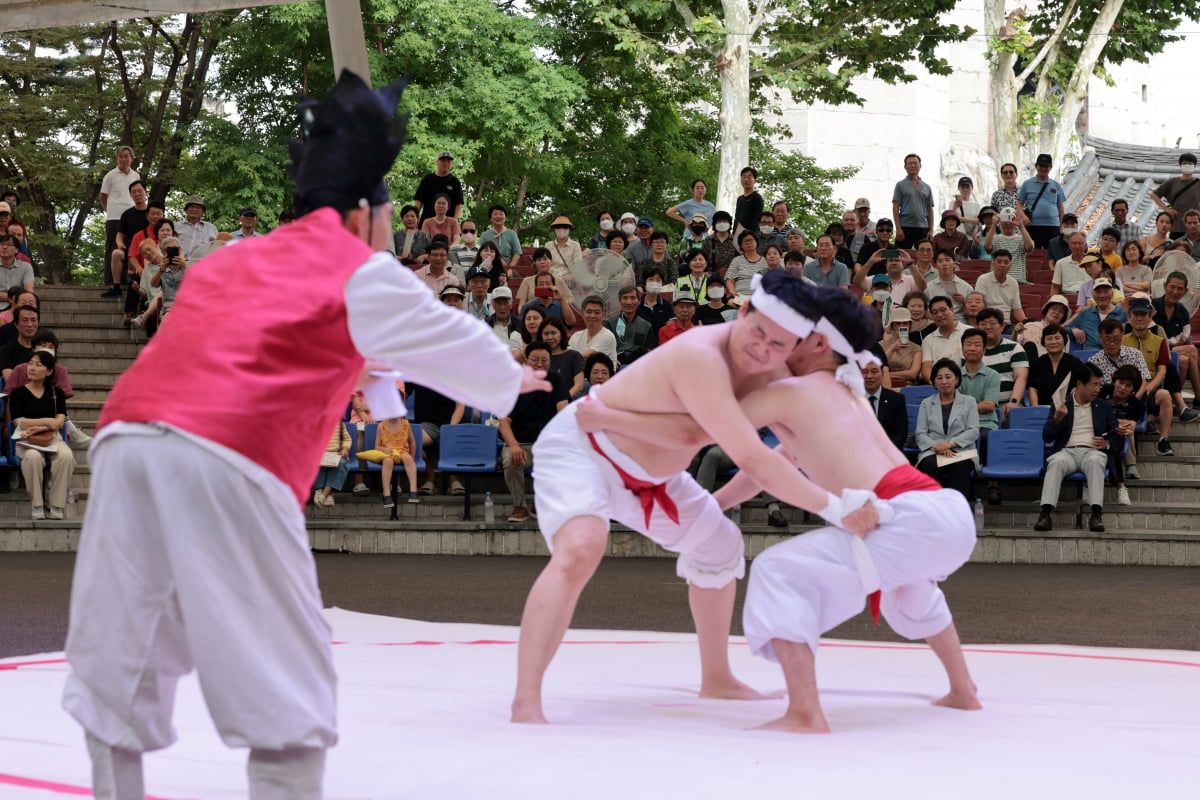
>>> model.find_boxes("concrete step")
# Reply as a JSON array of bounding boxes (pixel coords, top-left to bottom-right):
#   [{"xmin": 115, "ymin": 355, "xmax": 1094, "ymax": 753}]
[
  {"xmin": 46, "ymin": 322, "xmax": 144, "ymax": 342},
  {"xmin": 66, "ymin": 340, "xmax": 141, "ymax": 358},
  {"xmin": 43, "ymin": 310, "xmax": 134, "ymax": 327}
]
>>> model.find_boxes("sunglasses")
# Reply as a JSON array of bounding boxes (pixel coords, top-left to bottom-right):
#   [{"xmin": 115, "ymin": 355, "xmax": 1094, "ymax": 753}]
[{"xmin": 1001, "ymin": 171, "xmax": 1016, "ymax": 176}]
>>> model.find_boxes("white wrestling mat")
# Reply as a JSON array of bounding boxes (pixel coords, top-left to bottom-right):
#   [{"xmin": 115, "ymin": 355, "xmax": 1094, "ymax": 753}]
[{"xmin": 1, "ymin": 608, "xmax": 1196, "ymax": 799}]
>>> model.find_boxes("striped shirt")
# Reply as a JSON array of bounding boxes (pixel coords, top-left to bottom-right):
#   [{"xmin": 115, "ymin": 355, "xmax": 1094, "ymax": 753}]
[{"xmin": 982, "ymin": 339, "xmax": 1029, "ymax": 405}]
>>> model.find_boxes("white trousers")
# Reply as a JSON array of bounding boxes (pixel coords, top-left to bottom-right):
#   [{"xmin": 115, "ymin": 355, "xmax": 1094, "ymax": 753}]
[
  {"xmin": 1041, "ymin": 447, "xmax": 1108, "ymax": 508},
  {"xmin": 743, "ymin": 488, "xmax": 975, "ymax": 660},
  {"xmin": 63, "ymin": 422, "xmax": 337, "ymax": 752}
]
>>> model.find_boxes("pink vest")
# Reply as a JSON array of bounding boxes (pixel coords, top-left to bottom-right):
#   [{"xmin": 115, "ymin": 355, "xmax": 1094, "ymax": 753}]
[{"xmin": 100, "ymin": 208, "xmax": 372, "ymax": 507}]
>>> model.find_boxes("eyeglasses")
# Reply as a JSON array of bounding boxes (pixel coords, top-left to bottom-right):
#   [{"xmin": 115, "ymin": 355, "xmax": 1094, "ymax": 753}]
[{"xmin": 1001, "ymin": 171, "xmax": 1016, "ymax": 176}]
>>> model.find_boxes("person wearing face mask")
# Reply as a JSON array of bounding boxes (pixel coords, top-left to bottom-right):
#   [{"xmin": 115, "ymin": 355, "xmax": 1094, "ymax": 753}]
[
  {"xmin": 695, "ymin": 276, "xmax": 735, "ymax": 325},
  {"xmin": 666, "ymin": 179, "xmax": 716, "ymax": 238},
  {"xmin": 636, "ymin": 266, "xmax": 674, "ymax": 334},
  {"xmin": 1150, "ymin": 153, "xmax": 1200, "ymax": 237},
  {"xmin": 547, "ymin": 215, "xmax": 582, "ymax": 273},
  {"xmin": 756, "ymin": 211, "xmax": 786, "ymax": 255},
  {"xmin": 678, "ymin": 213, "xmax": 709, "ymax": 263},
  {"xmin": 701, "ymin": 210, "xmax": 738, "ymax": 274},
  {"xmin": 616, "ymin": 211, "xmax": 639, "ymax": 241},
  {"xmin": 589, "ymin": 211, "xmax": 616, "ymax": 249},
  {"xmin": 1047, "ymin": 213, "xmax": 1079, "ymax": 263},
  {"xmin": 449, "ymin": 219, "xmax": 480, "ymax": 276}
]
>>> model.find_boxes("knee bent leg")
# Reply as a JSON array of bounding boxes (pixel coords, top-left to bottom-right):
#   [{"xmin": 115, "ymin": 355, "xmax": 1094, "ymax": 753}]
[{"xmin": 676, "ymin": 517, "xmax": 745, "ymax": 589}]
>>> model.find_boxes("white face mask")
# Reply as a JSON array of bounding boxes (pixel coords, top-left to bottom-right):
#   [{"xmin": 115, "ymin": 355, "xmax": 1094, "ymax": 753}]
[
  {"xmin": 645, "ymin": 281, "xmax": 662, "ymax": 294},
  {"xmin": 714, "ymin": 222, "xmax": 731, "ymax": 233},
  {"xmin": 462, "ymin": 233, "xmax": 476, "ymax": 244},
  {"xmin": 872, "ymin": 291, "xmax": 891, "ymax": 304},
  {"xmin": 1184, "ymin": 164, "xmax": 1196, "ymax": 176},
  {"xmin": 1061, "ymin": 227, "xmax": 1076, "ymax": 237},
  {"xmin": 599, "ymin": 219, "xmax": 614, "ymax": 231},
  {"xmin": 555, "ymin": 228, "xmax": 570, "ymax": 239},
  {"xmin": 759, "ymin": 225, "xmax": 774, "ymax": 235},
  {"xmin": 620, "ymin": 223, "xmax": 636, "ymax": 235},
  {"xmin": 708, "ymin": 286, "xmax": 725, "ymax": 300}
]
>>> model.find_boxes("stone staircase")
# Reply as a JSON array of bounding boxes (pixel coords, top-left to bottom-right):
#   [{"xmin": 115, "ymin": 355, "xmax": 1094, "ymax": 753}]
[{"xmin": 1, "ymin": 285, "xmax": 1197, "ymax": 566}]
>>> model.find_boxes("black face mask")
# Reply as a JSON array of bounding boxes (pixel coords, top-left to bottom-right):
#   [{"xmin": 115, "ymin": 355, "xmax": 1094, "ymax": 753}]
[{"xmin": 690, "ymin": 226, "xmax": 706, "ymax": 234}]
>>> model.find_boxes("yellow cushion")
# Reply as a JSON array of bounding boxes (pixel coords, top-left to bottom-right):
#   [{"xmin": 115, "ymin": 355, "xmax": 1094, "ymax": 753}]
[{"xmin": 355, "ymin": 449, "xmax": 388, "ymax": 463}]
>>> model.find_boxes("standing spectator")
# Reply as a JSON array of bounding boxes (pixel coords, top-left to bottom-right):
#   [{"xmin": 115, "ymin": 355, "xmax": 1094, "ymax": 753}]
[
  {"xmin": 231, "ymin": 207, "xmax": 261, "ymax": 239},
  {"xmin": 568, "ymin": 295, "xmax": 618, "ymax": 364},
  {"xmin": 920, "ymin": 295, "xmax": 967, "ymax": 382},
  {"xmin": 952, "ymin": 176, "xmax": 982, "ymax": 242},
  {"xmin": 106, "ymin": 180, "xmax": 149, "ymax": 299},
  {"xmin": 10, "ymin": 349, "xmax": 75, "ymax": 519},
  {"xmin": 1016, "ymin": 153, "xmax": 1065, "ymax": 249},
  {"xmin": 861, "ymin": 359, "xmax": 908, "ymax": 449},
  {"xmin": 984, "ymin": 207, "xmax": 1034, "ymax": 283},
  {"xmin": 636, "ymin": 230, "xmax": 677, "ymax": 285},
  {"xmin": 734, "ymin": 166, "xmax": 763, "ymax": 236},
  {"xmin": 312, "ymin": 419, "xmax": 351, "ymax": 507},
  {"xmin": 413, "ymin": 150, "xmax": 464, "ymax": 222},
  {"xmin": 990, "ymin": 162, "xmax": 1022, "ymax": 224},
  {"xmin": 606, "ymin": 285, "xmax": 655, "ymax": 365},
  {"xmin": 449, "ymin": 219, "xmax": 480, "ymax": 277},
  {"xmin": 419, "ymin": 194, "xmax": 461, "ymax": 243},
  {"xmin": 175, "ymin": 195, "xmax": 217, "ymax": 262},
  {"xmin": 892, "ymin": 153, "xmax": 935, "ymax": 246},
  {"xmin": 701, "ymin": 210, "xmax": 738, "ymax": 274},
  {"xmin": 499, "ymin": 341, "xmax": 569, "ymax": 522},
  {"xmin": 588, "ymin": 211, "xmax": 615, "ymax": 249},
  {"xmin": 725, "ymin": 231, "xmax": 768, "ymax": 301},
  {"xmin": 625, "ymin": 217, "xmax": 655, "ymax": 265},
  {"xmin": 546, "ymin": 215, "xmax": 582, "ymax": 274},
  {"xmin": 413, "ymin": 240, "xmax": 460, "ymax": 296},
  {"xmin": 637, "ymin": 266, "xmax": 673, "ymax": 335},
  {"xmin": 538, "ymin": 316, "xmax": 583, "ymax": 398},
  {"xmin": 1051, "ymin": 231, "xmax": 1090, "ymax": 295},
  {"xmin": 915, "ymin": 358, "xmax": 979, "ymax": 500},
  {"xmin": 974, "ymin": 250, "xmax": 1026, "ymax": 328},
  {"xmin": 393, "ymin": 205, "xmax": 431, "ymax": 265},
  {"xmin": 658, "ymin": 290, "xmax": 698, "ymax": 344},
  {"xmin": 1033, "ymin": 362, "xmax": 1119, "ymax": 533},
  {"xmin": 1027, "ymin": 323, "xmax": 1081, "ymax": 406},
  {"xmin": 0, "ymin": 234, "xmax": 33, "ymax": 291},
  {"xmin": 99, "ymin": 146, "xmax": 140, "ymax": 298},
  {"xmin": 665, "ymin": 179, "xmax": 716, "ymax": 236},
  {"xmin": 1109, "ymin": 199, "xmax": 1142, "ymax": 245},
  {"xmin": 931, "ymin": 210, "xmax": 971, "ymax": 259},
  {"xmin": 1149, "ymin": 152, "xmax": 1200, "ymax": 237},
  {"xmin": 479, "ymin": 204, "xmax": 522, "ymax": 271}
]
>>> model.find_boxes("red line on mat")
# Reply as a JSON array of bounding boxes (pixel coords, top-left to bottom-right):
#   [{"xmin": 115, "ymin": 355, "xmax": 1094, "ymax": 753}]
[{"xmin": 0, "ymin": 772, "xmax": 189, "ymax": 799}]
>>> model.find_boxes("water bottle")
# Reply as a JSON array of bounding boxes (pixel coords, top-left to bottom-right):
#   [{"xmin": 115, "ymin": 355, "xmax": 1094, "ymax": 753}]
[
  {"xmin": 65, "ymin": 488, "xmax": 77, "ymax": 520},
  {"xmin": 973, "ymin": 497, "xmax": 984, "ymax": 534},
  {"xmin": 730, "ymin": 504, "xmax": 742, "ymax": 525},
  {"xmin": 484, "ymin": 491, "xmax": 495, "ymax": 523}
]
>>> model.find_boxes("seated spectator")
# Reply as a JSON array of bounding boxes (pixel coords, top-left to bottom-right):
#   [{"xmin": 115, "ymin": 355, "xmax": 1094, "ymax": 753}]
[
  {"xmin": 466, "ymin": 240, "xmax": 513, "ymax": 290},
  {"xmin": 0, "ymin": 234, "xmax": 33, "ymax": 292},
  {"xmin": 1027, "ymin": 323, "xmax": 1081, "ymax": 406},
  {"xmin": 1096, "ymin": 226, "xmax": 1122, "ymax": 271},
  {"xmin": 915, "ymin": 358, "xmax": 980, "ymax": 500},
  {"xmin": 758, "ymin": 212, "xmax": 787, "ymax": 255},
  {"xmin": 1124, "ymin": 294, "xmax": 1198, "ymax": 426},
  {"xmin": 1034, "ymin": 362, "xmax": 1119, "ymax": 533},
  {"xmin": 410, "ymin": 382, "xmax": 466, "ymax": 496},
  {"xmin": 920, "ymin": 295, "xmax": 966, "ymax": 381},
  {"xmin": 420, "ymin": 194, "xmax": 461, "ymax": 243},
  {"xmin": 539, "ymin": 316, "xmax": 584, "ymax": 397},
  {"xmin": 724, "ymin": 230, "xmax": 767, "ymax": 302},
  {"xmin": 866, "ymin": 274, "xmax": 894, "ymax": 317},
  {"xmin": 958, "ymin": 327, "xmax": 1001, "ymax": 432},
  {"xmin": 510, "ymin": 304, "xmax": 545, "ymax": 357},
  {"xmin": 0, "ymin": 305, "xmax": 39, "ymax": 380},
  {"xmin": 853, "ymin": 218, "xmax": 895, "ymax": 282},
  {"xmin": 696, "ymin": 276, "xmax": 736, "ymax": 325},
  {"xmin": 961, "ymin": 291, "xmax": 986, "ymax": 328},
  {"xmin": 637, "ymin": 266, "xmax": 673, "ymax": 334},
  {"xmin": 511, "ymin": 246, "xmax": 560, "ymax": 305},
  {"xmin": 1088, "ymin": 317, "xmax": 1176, "ymax": 455},
  {"xmin": 1153, "ymin": 272, "xmax": 1200, "ymax": 404},
  {"xmin": 974, "ymin": 250, "xmax": 1026, "ymax": 328},
  {"xmin": 1017, "ymin": 294, "xmax": 1071, "ymax": 361},
  {"xmin": 1074, "ymin": 257, "xmax": 1125, "ymax": 310},
  {"xmin": 463, "ymin": 266, "xmax": 493, "ymax": 320},
  {"xmin": 1116, "ymin": 240, "xmax": 1152, "ymax": 294},
  {"xmin": 687, "ymin": 434, "xmax": 789, "ymax": 527},
  {"xmin": 924, "ymin": 248, "xmax": 973, "ymax": 319},
  {"xmin": 8, "ymin": 221, "xmax": 32, "ymax": 265},
  {"xmin": 701, "ymin": 210, "xmax": 738, "ymax": 274},
  {"xmin": 519, "ymin": 272, "xmax": 576, "ymax": 326},
  {"xmin": 10, "ymin": 349, "xmax": 75, "ymax": 519},
  {"xmin": 568, "ymin": 295, "xmax": 618, "ymax": 363},
  {"xmin": 605, "ymin": 229, "xmax": 632, "ymax": 263},
  {"xmin": 823, "ymin": 222, "xmax": 854, "ymax": 267},
  {"xmin": 4, "ymin": 328, "xmax": 88, "ymax": 441},
  {"xmin": 579, "ymin": 352, "xmax": 614, "ymax": 398},
  {"xmin": 862, "ymin": 359, "xmax": 908, "ymax": 450},
  {"xmin": 413, "ymin": 239, "xmax": 461, "ymax": 295},
  {"xmin": 375, "ymin": 409, "xmax": 420, "ymax": 508},
  {"xmin": 146, "ymin": 235, "xmax": 187, "ymax": 322},
  {"xmin": 1051, "ymin": 231, "xmax": 1090, "ymax": 295},
  {"xmin": 911, "ymin": 239, "xmax": 937, "ymax": 282},
  {"xmin": 1046, "ymin": 214, "xmax": 1079, "ymax": 263},
  {"xmin": 677, "ymin": 249, "xmax": 713, "ymax": 304},
  {"xmin": 448, "ymin": 219, "xmax": 480, "ymax": 277},
  {"xmin": 636, "ymin": 230, "xmax": 678, "ymax": 285},
  {"xmin": 546, "ymin": 215, "xmax": 583, "ymax": 276},
  {"xmin": 1064, "ymin": 277, "xmax": 1125, "ymax": 349},
  {"xmin": 500, "ymin": 341, "xmax": 569, "ymax": 522},
  {"xmin": 479, "ymin": 205, "xmax": 522, "ymax": 271},
  {"xmin": 439, "ymin": 284, "xmax": 465, "ymax": 309},
  {"xmin": 882, "ymin": 248, "xmax": 927, "ymax": 302},
  {"xmin": 901, "ymin": 291, "xmax": 934, "ymax": 346},
  {"xmin": 658, "ymin": 290, "xmax": 699, "ymax": 345},
  {"xmin": 802, "ymin": 234, "xmax": 850, "ymax": 288},
  {"xmin": 0, "ymin": 289, "xmax": 36, "ymax": 348},
  {"xmin": 606, "ymin": 285, "xmax": 655, "ymax": 364},
  {"xmin": 931, "ymin": 210, "xmax": 970, "ymax": 260},
  {"xmin": 969, "ymin": 206, "xmax": 996, "ymax": 259},
  {"xmin": 485, "ymin": 286, "xmax": 520, "ymax": 346},
  {"xmin": 0, "ymin": 286, "xmax": 20, "ymax": 325},
  {"xmin": 880, "ymin": 307, "xmax": 921, "ymax": 387},
  {"xmin": 1139, "ymin": 211, "xmax": 1174, "ymax": 268},
  {"xmin": 394, "ymin": 204, "xmax": 431, "ymax": 265},
  {"xmin": 1100, "ymin": 364, "xmax": 1144, "ymax": 497},
  {"xmin": 312, "ymin": 418, "xmax": 352, "ymax": 507},
  {"xmin": 976, "ymin": 307, "xmax": 1029, "ymax": 418}
]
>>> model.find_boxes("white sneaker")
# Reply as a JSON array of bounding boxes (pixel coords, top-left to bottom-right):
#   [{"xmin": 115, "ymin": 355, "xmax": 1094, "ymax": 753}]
[
  {"xmin": 31, "ymin": 505, "xmax": 45, "ymax": 520},
  {"xmin": 65, "ymin": 419, "xmax": 93, "ymax": 449},
  {"xmin": 1116, "ymin": 487, "xmax": 1131, "ymax": 506},
  {"xmin": 46, "ymin": 506, "xmax": 64, "ymax": 520}
]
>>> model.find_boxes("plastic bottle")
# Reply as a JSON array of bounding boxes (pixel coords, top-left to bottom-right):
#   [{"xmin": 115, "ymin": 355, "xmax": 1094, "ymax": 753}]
[
  {"xmin": 730, "ymin": 504, "xmax": 742, "ymax": 525},
  {"xmin": 973, "ymin": 498, "xmax": 984, "ymax": 534},
  {"xmin": 484, "ymin": 491, "xmax": 495, "ymax": 523},
  {"xmin": 65, "ymin": 488, "xmax": 77, "ymax": 520}
]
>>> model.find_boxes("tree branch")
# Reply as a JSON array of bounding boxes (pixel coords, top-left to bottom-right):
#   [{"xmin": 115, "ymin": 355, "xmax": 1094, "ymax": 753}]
[{"xmin": 1016, "ymin": 0, "xmax": 1077, "ymax": 84}]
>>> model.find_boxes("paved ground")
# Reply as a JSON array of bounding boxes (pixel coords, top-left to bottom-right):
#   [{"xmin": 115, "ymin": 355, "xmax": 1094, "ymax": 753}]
[{"xmin": 2, "ymin": 553, "xmax": 1197, "ymax": 659}]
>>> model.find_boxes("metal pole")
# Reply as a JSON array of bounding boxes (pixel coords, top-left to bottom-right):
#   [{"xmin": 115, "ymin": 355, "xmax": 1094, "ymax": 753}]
[{"xmin": 325, "ymin": 0, "xmax": 371, "ymax": 86}]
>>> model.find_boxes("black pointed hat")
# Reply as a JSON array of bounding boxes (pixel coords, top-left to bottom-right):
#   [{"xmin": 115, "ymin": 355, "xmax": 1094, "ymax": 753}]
[{"xmin": 287, "ymin": 70, "xmax": 408, "ymax": 216}]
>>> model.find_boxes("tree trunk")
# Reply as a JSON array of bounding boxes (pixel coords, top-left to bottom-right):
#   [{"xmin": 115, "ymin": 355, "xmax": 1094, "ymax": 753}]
[
  {"xmin": 985, "ymin": 0, "xmax": 1020, "ymax": 166},
  {"xmin": 715, "ymin": 0, "xmax": 752, "ymax": 214}
]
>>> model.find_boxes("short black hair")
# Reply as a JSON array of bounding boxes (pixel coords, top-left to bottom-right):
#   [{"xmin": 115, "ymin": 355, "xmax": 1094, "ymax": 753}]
[
  {"xmin": 1076, "ymin": 361, "xmax": 1104, "ymax": 384},
  {"xmin": 817, "ymin": 287, "xmax": 880, "ymax": 354},
  {"xmin": 1101, "ymin": 227, "xmax": 1121, "ymax": 241},
  {"xmin": 740, "ymin": 166, "xmax": 758, "ymax": 178},
  {"xmin": 618, "ymin": 284, "xmax": 638, "ymax": 300},
  {"xmin": 928, "ymin": 295, "xmax": 953, "ymax": 312},
  {"xmin": 960, "ymin": 327, "xmax": 986, "ymax": 348},
  {"xmin": 1098, "ymin": 317, "xmax": 1124, "ymax": 336},
  {"xmin": 713, "ymin": 210, "xmax": 733, "ymax": 223},
  {"xmin": 488, "ymin": 204, "xmax": 507, "ymax": 216},
  {"xmin": 530, "ymin": 246, "xmax": 552, "ymax": 262},
  {"xmin": 426, "ymin": 239, "xmax": 448, "ymax": 254},
  {"xmin": 1166, "ymin": 271, "xmax": 1190, "ymax": 288},
  {"xmin": 1111, "ymin": 198, "xmax": 1128, "ymax": 211},
  {"xmin": 931, "ymin": 358, "xmax": 961, "ymax": 385},
  {"xmin": 582, "ymin": 294, "xmax": 606, "ymax": 312},
  {"xmin": 991, "ymin": 248, "xmax": 1012, "ymax": 261},
  {"xmin": 976, "ymin": 307, "xmax": 1005, "ymax": 326},
  {"xmin": 737, "ymin": 230, "xmax": 758, "ymax": 247},
  {"xmin": 524, "ymin": 340, "xmax": 552, "ymax": 359},
  {"xmin": 1041, "ymin": 323, "xmax": 1067, "ymax": 343},
  {"xmin": 31, "ymin": 329, "xmax": 58, "ymax": 349},
  {"xmin": 399, "ymin": 204, "xmax": 418, "ymax": 218},
  {"xmin": 649, "ymin": 230, "xmax": 669, "ymax": 243},
  {"xmin": 605, "ymin": 230, "xmax": 626, "ymax": 248},
  {"xmin": 585, "ymin": 351, "xmax": 615, "ymax": 378},
  {"xmin": 641, "ymin": 265, "xmax": 665, "ymax": 283},
  {"xmin": 1112, "ymin": 364, "xmax": 1143, "ymax": 392}
]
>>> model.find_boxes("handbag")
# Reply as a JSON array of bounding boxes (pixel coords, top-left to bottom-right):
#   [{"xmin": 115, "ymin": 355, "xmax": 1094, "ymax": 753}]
[{"xmin": 22, "ymin": 430, "xmax": 54, "ymax": 447}]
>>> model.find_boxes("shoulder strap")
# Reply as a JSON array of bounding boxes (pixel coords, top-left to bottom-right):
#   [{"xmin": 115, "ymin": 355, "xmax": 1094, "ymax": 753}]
[{"xmin": 1026, "ymin": 181, "xmax": 1050, "ymax": 214}]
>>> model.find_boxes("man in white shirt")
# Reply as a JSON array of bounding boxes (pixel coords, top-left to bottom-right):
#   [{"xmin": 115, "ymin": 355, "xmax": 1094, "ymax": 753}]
[
  {"xmin": 175, "ymin": 195, "xmax": 218, "ymax": 262},
  {"xmin": 99, "ymin": 146, "xmax": 140, "ymax": 289},
  {"xmin": 567, "ymin": 295, "xmax": 618, "ymax": 364},
  {"xmin": 974, "ymin": 250, "xmax": 1026, "ymax": 327},
  {"xmin": 1052, "ymin": 232, "xmax": 1090, "ymax": 295},
  {"xmin": 921, "ymin": 295, "xmax": 966, "ymax": 382}
]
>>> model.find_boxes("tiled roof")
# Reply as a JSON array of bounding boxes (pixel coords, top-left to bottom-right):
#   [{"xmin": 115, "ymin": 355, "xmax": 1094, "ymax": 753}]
[{"xmin": 1062, "ymin": 136, "xmax": 1195, "ymax": 244}]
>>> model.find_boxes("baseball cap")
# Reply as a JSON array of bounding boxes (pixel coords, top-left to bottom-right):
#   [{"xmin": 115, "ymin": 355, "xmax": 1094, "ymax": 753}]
[
  {"xmin": 0, "ymin": 202, "xmax": 10, "ymax": 214},
  {"xmin": 490, "ymin": 286, "xmax": 513, "ymax": 300},
  {"xmin": 438, "ymin": 150, "xmax": 453, "ymax": 160},
  {"xmin": 239, "ymin": 206, "xmax": 257, "ymax": 217},
  {"xmin": 466, "ymin": 266, "xmax": 492, "ymax": 282},
  {"xmin": 1035, "ymin": 153, "xmax": 1053, "ymax": 167},
  {"xmin": 1092, "ymin": 277, "xmax": 1113, "ymax": 289},
  {"xmin": 998, "ymin": 208, "xmax": 1016, "ymax": 223},
  {"xmin": 439, "ymin": 285, "xmax": 465, "ymax": 298},
  {"xmin": 636, "ymin": 217, "xmax": 653, "ymax": 227},
  {"xmin": 672, "ymin": 290, "xmax": 698, "ymax": 305},
  {"xmin": 184, "ymin": 194, "xmax": 206, "ymax": 209},
  {"xmin": 854, "ymin": 197, "xmax": 870, "ymax": 210},
  {"xmin": 1128, "ymin": 295, "xmax": 1153, "ymax": 313},
  {"xmin": 871, "ymin": 274, "xmax": 892, "ymax": 286}
]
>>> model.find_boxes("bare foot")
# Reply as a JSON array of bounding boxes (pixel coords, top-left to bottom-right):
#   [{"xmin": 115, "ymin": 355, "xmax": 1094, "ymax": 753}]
[
  {"xmin": 932, "ymin": 690, "xmax": 982, "ymax": 711},
  {"xmin": 510, "ymin": 699, "xmax": 549, "ymax": 724},
  {"xmin": 699, "ymin": 676, "xmax": 779, "ymax": 701},
  {"xmin": 750, "ymin": 713, "xmax": 831, "ymax": 734}
]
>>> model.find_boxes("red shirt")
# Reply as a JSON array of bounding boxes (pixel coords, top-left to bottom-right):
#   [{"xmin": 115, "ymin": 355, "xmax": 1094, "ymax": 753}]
[
  {"xmin": 657, "ymin": 319, "xmax": 695, "ymax": 345},
  {"xmin": 127, "ymin": 225, "xmax": 159, "ymax": 272}
]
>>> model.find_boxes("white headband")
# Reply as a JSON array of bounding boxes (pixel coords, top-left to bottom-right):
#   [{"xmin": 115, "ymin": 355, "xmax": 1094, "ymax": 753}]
[
  {"xmin": 815, "ymin": 317, "xmax": 880, "ymax": 398},
  {"xmin": 748, "ymin": 273, "xmax": 817, "ymax": 339}
]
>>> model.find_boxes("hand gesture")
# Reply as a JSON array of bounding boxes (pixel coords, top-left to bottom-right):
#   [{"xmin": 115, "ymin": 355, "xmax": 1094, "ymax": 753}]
[
  {"xmin": 519, "ymin": 364, "xmax": 552, "ymax": 394},
  {"xmin": 1053, "ymin": 403, "xmax": 1068, "ymax": 424},
  {"xmin": 841, "ymin": 501, "xmax": 880, "ymax": 539}
]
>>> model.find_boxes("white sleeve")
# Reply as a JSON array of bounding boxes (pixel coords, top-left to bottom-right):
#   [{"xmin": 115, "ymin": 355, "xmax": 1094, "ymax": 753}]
[
  {"xmin": 345, "ymin": 251, "xmax": 524, "ymax": 417},
  {"xmin": 598, "ymin": 329, "xmax": 619, "ymax": 363}
]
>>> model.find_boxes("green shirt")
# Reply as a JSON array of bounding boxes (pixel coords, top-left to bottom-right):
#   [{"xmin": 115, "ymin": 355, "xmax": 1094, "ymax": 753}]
[{"xmin": 958, "ymin": 364, "xmax": 1001, "ymax": 430}]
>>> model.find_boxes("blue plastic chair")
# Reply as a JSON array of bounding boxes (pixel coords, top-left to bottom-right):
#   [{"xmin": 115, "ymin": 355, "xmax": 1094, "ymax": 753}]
[
  {"xmin": 1008, "ymin": 405, "xmax": 1050, "ymax": 432},
  {"xmin": 901, "ymin": 385, "xmax": 937, "ymax": 404},
  {"xmin": 438, "ymin": 424, "xmax": 500, "ymax": 520},
  {"xmin": 903, "ymin": 403, "xmax": 921, "ymax": 459},
  {"xmin": 1072, "ymin": 348, "xmax": 1098, "ymax": 363},
  {"xmin": 979, "ymin": 429, "xmax": 1044, "ymax": 480}
]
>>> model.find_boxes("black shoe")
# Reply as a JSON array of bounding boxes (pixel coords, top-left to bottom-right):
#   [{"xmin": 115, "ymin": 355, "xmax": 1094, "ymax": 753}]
[
  {"xmin": 1157, "ymin": 437, "xmax": 1174, "ymax": 456},
  {"xmin": 1089, "ymin": 511, "xmax": 1105, "ymax": 533},
  {"xmin": 987, "ymin": 485, "xmax": 1002, "ymax": 505},
  {"xmin": 100, "ymin": 287, "xmax": 122, "ymax": 298},
  {"xmin": 767, "ymin": 508, "xmax": 788, "ymax": 528},
  {"xmin": 1033, "ymin": 510, "xmax": 1053, "ymax": 532}
]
